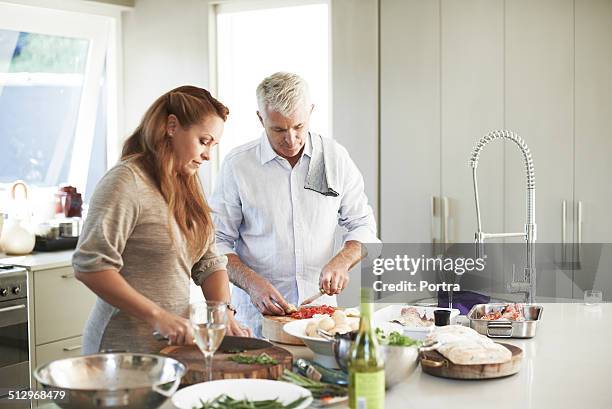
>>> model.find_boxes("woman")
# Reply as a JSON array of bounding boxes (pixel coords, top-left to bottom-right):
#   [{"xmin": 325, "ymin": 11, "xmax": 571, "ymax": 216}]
[{"xmin": 73, "ymin": 85, "xmax": 251, "ymax": 354}]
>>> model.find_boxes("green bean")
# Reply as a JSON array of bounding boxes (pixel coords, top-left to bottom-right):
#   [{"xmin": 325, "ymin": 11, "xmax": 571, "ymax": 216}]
[
  {"xmin": 193, "ymin": 394, "xmax": 309, "ymax": 409},
  {"xmin": 279, "ymin": 370, "xmax": 347, "ymax": 399}
]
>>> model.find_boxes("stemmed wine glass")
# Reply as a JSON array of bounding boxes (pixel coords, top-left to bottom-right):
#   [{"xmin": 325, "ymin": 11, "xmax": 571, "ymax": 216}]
[{"xmin": 189, "ymin": 300, "xmax": 228, "ymax": 382}]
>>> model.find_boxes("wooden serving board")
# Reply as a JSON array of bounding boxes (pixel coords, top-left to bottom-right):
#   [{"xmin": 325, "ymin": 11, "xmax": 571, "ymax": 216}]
[
  {"xmin": 419, "ymin": 343, "xmax": 523, "ymax": 379},
  {"xmin": 160, "ymin": 336, "xmax": 293, "ymax": 385},
  {"xmin": 262, "ymin": 315, "xmax": 305, "ymax": 345}
]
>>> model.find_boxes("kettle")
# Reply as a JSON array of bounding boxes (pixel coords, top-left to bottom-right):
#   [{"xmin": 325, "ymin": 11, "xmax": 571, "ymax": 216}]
[{"xmin": 0, "ymin": 181, "xmax": 35, "ymax": 255}]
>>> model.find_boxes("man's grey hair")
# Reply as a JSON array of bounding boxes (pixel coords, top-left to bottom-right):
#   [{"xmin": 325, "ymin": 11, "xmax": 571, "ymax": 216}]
[{"xmin": 256, "ymin": 72, "xmax": 311, "ymax": 116}]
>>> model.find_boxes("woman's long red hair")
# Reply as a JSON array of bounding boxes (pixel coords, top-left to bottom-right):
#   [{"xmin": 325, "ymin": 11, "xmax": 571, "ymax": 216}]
[{"xmin": 121, "ymin": 86, "xmax": 229, "ymax": 259}]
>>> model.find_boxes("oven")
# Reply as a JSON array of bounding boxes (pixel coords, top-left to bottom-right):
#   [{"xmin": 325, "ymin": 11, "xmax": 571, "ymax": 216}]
[{"xmin": 0, "ymin": 265, "xmax": 29, "ymax": 408}]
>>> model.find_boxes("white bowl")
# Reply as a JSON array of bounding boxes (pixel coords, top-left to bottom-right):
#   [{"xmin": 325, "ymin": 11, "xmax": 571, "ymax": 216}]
[
  {"xmin": 283, "ymin": 317, "xmax": 359, "ymax": 368},
  {"xmin": 172, "ymin": 379, "xmax": 312, "ymax": 409}
]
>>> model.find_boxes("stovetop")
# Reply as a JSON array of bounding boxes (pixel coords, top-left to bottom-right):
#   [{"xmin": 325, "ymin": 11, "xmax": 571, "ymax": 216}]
[{"xmin": 0, "ymin": 265, "xmax": 27, "ymax": 301}]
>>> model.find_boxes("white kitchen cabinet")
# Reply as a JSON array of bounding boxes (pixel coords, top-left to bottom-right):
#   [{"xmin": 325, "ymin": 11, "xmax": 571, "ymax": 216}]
[
  {"xmin": 32, "ymin": 335, "xmax": 85, "ymax": 407},
  {"xmin": 27, "ymin": 263, "xmax": 95, "ymax": 400},
  {"xmin": 574, "ymin": 0, "xmax": 612, "ymax": 299},
  {"xmin": 381, "ymin": 0, "xmax": 506, "ymax": 245},
  {"xmin": 504, "ymin": 0, "xmax": 574, "ymax": 244},
  {"xmin": 504, "ymin": 0, "xmax": 575, "ymax": 300},
  {"xmin": 33, "ymin": 266, "xmax": 95, "ymax": 345},
  {"xmin": 34, "ymin": 336, "xmax": 84, "ymax": 368},
  {"xmin": 380, "ymin": 0, "xmax": 612, "ymax": 301}
]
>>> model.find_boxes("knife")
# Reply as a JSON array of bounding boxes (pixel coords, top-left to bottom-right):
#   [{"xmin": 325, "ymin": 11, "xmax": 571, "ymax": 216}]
[{"xmin": 300, "ymin": 288, "xmax": 326, "ymax": 306}]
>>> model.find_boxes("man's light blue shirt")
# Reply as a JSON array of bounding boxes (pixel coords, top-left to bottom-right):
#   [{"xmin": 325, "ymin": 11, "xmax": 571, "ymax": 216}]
[{"xmin": 210, "ymin": 133, "xmax": 379, "ymax": 336}]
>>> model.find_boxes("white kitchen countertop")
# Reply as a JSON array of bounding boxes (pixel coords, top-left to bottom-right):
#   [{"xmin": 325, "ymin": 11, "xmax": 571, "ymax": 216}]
[
  {"xmin": 37, "ymin": 303, "xmax": 612, "ymax": 409},
  {"xmin": 0, "ymin": 250, "xmax": 73, "ymax": 271}
]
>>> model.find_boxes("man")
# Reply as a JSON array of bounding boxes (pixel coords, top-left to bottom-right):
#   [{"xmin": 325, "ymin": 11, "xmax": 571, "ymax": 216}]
[{"xmin": 210, "ymin": 72, "xmax": 379, "ymax": 336}]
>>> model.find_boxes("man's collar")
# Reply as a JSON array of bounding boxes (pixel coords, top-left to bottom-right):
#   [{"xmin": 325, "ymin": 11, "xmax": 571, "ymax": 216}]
[
  {"xmin": 259, "ymin": 132, "xmax": 313, "ymax": 165},
  {"xmin": 259, "ymin": 132, "xmax": 277, "ymax": 165}
]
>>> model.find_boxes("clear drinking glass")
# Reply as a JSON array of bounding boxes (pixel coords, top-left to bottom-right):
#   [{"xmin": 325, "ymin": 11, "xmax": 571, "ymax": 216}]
[
  {"xmin": 584, "ymin": 290, "xmax": 603, "ymax": 305},
  {"xmin": 189, "ymin": 301, "xmax": 228, "ymax": 382}
]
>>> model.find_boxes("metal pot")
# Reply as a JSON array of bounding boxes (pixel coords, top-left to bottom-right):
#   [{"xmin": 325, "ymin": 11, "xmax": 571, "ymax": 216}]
[
  {"xmin": 33, "ymin": 353, "xmax": 186, "ymax": 409},
  {"xmin": 321, "ymin": 331, "xmax": 418, "ymax": 389}
]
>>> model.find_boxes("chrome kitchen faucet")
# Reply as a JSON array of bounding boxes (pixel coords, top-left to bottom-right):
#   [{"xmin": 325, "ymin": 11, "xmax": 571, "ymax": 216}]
[{"xmin": 469, "ymin": 130, "xmax": 537, "ymax": 304}]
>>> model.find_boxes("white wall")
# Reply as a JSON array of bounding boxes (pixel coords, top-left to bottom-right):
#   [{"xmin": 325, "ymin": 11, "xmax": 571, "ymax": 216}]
[
  {"xmin": 331, "ymin": 0, "xmax": 379, "ymax": 224},
  {"xmin": 121, "ymin": 0, "xmax": 212, "ymax": 188},
  {"xmin": 122, "ymin": 0, "xmax": 210, "ymax": 134}
]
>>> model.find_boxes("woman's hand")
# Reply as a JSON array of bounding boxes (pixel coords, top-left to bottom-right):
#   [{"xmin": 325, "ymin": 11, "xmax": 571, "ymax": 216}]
[
  {"xmin": 226, "ymin": 314, "xmax": 253, "ymax": 337},
  {"xmin": 150, "ymin": 308, "xmax": 195, "ymax": 346}
]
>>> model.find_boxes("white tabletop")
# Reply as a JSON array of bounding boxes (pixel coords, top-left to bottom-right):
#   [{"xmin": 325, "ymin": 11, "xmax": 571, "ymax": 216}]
[{"xmin": 40, "ymin": 303, "xmax": 611, "ymax": 409}]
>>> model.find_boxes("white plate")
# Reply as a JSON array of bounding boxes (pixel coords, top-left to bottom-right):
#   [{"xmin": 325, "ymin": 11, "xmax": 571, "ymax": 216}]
[
  {"xmin": 373, "ymin": 305, "xmax": 460, "ymax": 340},
  {"xmin": 172, "ymin": 379, "xmax": 313, "ymax": 409}
]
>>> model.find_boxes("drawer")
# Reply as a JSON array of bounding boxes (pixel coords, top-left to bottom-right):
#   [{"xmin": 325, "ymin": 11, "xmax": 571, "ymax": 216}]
[
  {"xmin": 34, "ymin": 267, "xmax": 96, "ymax": 344},
  {"xmin": 35, "ymin": 336, "xmax": 84, "ymax": 369},
  {"xmin": 32, "ymin": 336, "xmax": 83, "ymax": 407}
]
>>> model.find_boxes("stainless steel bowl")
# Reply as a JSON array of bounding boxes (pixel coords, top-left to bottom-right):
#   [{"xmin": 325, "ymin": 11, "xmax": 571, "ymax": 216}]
[
  {"xmin": 33, "ymin": 353, "xmax": 186, "ymax": 409},
  {"xmin": 329, "ymin": 333, "xmax": 418, "ymax": 389}
]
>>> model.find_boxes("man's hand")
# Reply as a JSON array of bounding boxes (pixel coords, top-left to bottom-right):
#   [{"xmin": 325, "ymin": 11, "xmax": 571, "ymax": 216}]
[
  {"xmin": 246, "ymin": 276, "xmax": 292, "ymax": 315},
  {"xmin": 319, "ymin": 241, "xmax": 363, "ymax": 296},
  {"xmin": 227, "ymin": 254, "xmax": 293, "ymax": 316},
  {"xmin": 319, "ymin": 261, "xmax": 350, "ymax": 295}
]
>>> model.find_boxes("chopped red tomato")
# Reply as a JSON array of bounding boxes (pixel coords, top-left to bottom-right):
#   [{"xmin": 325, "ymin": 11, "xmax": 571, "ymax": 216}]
[{"xmin": 290, "ymin": 305, "xmax": 336, "ymax": 319}]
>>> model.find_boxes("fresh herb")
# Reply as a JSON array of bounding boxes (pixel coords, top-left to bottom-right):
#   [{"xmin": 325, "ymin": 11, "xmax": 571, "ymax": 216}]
[
  {"xmin": 193, "ymin": 394, "xmax": 309, "ymax": 409},
  {"xmin": 280, "ymin": 369, "xmax": 347, "ymax": 399},
  {"xmin": 375, "ymin": 328, "xmax": 421, "ymax": 347},
  {"xmin": 228, "ymin": 352, "xmax": 278, "ymax": 365}
]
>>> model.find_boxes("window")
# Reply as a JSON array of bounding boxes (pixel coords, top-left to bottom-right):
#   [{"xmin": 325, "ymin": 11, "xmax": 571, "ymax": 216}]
[
  {"xmin": 213, "ymin": 1, "xmax": 330, "ymax": 164},
  {"xmin": 0, "ymin": 3, "xmax": 115, "ymax": 208}
]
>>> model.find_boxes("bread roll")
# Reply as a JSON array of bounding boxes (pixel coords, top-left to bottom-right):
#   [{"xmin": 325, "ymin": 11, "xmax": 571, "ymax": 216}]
[
  {"xmin": 332, "ymin": 310, "xmax": 347, "ymax": 326},
  {"xmin": 317, "ymin": 316, "xmax": 335, "ymax": 331},
  {"xmin": 306, "ymin": 321, "xmax": 319, "ymax": 337}
]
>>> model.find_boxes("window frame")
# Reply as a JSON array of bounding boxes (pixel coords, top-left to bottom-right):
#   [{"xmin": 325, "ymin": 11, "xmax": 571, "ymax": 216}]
[{"xmin": 0, "ymin": 1, "xmax": 121, "ymax": 195}]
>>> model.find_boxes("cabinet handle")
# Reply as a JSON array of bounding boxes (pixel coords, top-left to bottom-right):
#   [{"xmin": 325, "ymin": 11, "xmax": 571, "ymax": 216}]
[
  {"xmin": 61, "ymin": 273, "xmax": 75, "ymax": 279},
  {"xmin": 562, "ymin": 200, "xmax": 567, "ymax": 245},
  {"xmin": 442, "ymin": 196, "xmax": 449, "ymax": 246},
  {"xmin": 431, "ymin": 196, "xmax": 437, "ymax": 245},
  {"xmin": 577, "ymin": 201, "xmax": 583, "ymax": 245},
  {"xmin": 63, "ymin": 345, "xmax": 81, "ymax": 352}
]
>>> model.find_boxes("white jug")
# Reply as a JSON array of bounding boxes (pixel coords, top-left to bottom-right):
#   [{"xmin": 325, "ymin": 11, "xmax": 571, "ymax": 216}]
[{"xmin": 0, "ymin": 181, "xmax": 35, "ymax": 255}]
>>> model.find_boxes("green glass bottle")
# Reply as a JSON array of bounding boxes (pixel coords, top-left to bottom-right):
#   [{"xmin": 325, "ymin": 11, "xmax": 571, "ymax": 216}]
[{"xmin": 348, "ymin": 288, "xmax": 385, "ymax": 409}]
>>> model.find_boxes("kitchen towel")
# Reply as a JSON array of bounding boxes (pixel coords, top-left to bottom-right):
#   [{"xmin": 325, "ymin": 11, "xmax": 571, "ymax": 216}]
[{"xmin": 304, "ymin": 133, "xmax": 340, "ymax": 197}]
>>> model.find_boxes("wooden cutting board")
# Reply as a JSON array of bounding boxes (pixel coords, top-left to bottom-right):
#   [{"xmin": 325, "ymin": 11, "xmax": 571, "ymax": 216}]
[
  {"xmin": 419, "ymin": 343, "xmax": 523, "ymax": 379},
  {"xmin": 160, "ymin": 336, "xmax": 293, "ymax": 385},
  {"xmin": 262, "ymin": 315, "xmax": 305, "ymax": 345}
]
